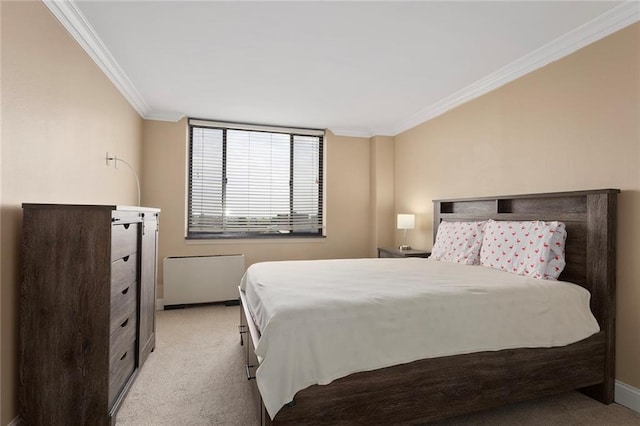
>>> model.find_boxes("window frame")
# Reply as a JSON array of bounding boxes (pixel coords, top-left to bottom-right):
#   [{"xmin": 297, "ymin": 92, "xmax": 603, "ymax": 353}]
[{"xmin": 187, "ymin": 119, "xmax": 325, "ymax": 240}]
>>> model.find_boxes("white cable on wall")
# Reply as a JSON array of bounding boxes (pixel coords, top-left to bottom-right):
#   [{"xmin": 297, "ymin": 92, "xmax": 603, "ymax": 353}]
[{"xmin": 106, "ymin": 153, "xmax": 141, "ymax": 206}]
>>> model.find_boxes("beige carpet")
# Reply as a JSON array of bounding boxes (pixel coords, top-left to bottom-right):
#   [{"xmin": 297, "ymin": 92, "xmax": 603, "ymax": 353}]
[{"xmin": 116, "ymin": 304, "xmax": 640, "ymax": 425}]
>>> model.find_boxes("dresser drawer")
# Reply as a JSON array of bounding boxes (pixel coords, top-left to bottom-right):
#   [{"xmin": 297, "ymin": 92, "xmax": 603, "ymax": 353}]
[
  {"xmin": 110, "ymin": 312, "xmax": 136, "ymax": 365},
  {"xmin": 111, "ymin": 222, "xmax": 139, "ymax": 261},
  {"xmin": 108, "ymin": 313, "xmax": 136, "ymax": 407},
  {"xmin": 110, "ymin": 289, "xmax": 136, "ymax": 336},
  {"xmin": 108, "ymin": 339, "xmax": 136, "ymax": 409},
  {"xmin": 111, "ymin": 255, "xmax": 137, "ymax": 299}
]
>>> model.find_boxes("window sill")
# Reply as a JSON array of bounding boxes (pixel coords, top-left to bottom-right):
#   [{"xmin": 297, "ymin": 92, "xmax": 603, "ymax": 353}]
[{"xmin": 185, "ymin": 236, "xmax": 327, "ymax": 245}]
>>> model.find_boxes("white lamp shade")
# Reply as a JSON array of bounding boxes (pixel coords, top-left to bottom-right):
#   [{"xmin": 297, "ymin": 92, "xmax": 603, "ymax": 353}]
[{"xmin": 397, "ymin": 214, "xmax": 415, "ymax": 230}]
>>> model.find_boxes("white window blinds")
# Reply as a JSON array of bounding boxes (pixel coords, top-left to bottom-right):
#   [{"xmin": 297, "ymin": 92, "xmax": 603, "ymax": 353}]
[{"xmin": 188, "ymin": 120, "xmax": 324, "ymax": 238}]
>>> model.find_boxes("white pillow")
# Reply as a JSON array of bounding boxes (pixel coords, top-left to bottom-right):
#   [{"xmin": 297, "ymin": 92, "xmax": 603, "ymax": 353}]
[
  {"xmin": 430, "ymin": 221, "xmax": 486, "ymax": 265},
  {"xmin": 479, "ymin": 220, "xmax": 567, "ymax": 280}
]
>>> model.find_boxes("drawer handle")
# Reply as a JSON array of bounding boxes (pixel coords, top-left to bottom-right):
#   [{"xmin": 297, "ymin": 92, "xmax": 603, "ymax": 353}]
[
  {"xmin": 123, "ymin": 223, "xmax": 130, "ymax": 230},
  {"xmin": 123, "ymin": 255, "xmax": 130, "ymax": 262},
  {"xmin": 121, "ymin": 318, "xmax": 129, "ymax": 328},
  {"xmin": 120, "ymin": 351, "xmax": 128, "ymax": 361},
  {"xmin": 122, "ymin": 287, "xmax": 129, "ymax": 295}
]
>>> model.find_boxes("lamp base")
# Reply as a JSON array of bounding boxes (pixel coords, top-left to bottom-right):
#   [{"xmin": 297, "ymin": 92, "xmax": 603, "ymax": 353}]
[{"xmin": 398, "ymin": 245, "xmax": 412, "ymax": 250}]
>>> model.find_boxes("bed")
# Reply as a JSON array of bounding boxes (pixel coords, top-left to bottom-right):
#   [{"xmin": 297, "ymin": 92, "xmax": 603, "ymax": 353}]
[{"xmin": 238, "ymin": 189, "xmax": 619, "ymax": 425}]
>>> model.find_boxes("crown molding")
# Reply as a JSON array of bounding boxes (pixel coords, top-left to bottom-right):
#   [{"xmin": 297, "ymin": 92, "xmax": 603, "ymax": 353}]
[
  {"xmin": 327, "ymin": 127, "xmax": 374, "ymax": 138},
  {"xmin": 393, "ymin": 1, "xmax": 640, "ymax": 136},
  {"xmin": 370, "ymin": 128, "xmax": 395, "ymax": 138},
  {"xmin": 44, "ymin": 0, "xmax": 639, "ymax": 137},
  {"xmin": 43, "ymin": 0, "xmax": 150, "ymax": 117},
  {"xmin": 144, "ymin": 111, "xmax": 185, "ymax": 122},
  {"xmin": 328, "ymin": 126, "xmax": 396, "ymax": 138}
]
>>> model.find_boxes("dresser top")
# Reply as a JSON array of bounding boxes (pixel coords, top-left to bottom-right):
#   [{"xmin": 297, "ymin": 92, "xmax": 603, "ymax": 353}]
[{"xmin": 22, "ymin": 203, "xmax": 160, "ymax": 213}]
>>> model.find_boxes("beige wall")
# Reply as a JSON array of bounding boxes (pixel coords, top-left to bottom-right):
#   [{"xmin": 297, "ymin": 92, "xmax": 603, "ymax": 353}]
[
  {"xmin": 395, "ymin": 23, "xmax": 640, "ymax": 388},
  {"xmin": 1, "ymin": 2, "xmax": 143, "ymax": 423},
  {"xmin": 142, "ymin": 121, "xmax": 372, "ymax": 298},
  {"xmin": 368, "ymin": 136, "xmax": 395, "ymax": 256}
]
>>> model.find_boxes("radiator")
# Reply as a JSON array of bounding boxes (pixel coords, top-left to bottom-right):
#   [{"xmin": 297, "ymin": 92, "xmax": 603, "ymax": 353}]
[{"xmin": 163, "ymin": 254, "xmax": 245, "ymax": 305}]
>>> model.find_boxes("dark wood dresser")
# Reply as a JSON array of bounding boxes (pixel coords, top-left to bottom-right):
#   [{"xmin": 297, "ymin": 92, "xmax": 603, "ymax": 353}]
[{"xmin": 20, "ymin": 204, "xmax": 160, "ymax": 426}]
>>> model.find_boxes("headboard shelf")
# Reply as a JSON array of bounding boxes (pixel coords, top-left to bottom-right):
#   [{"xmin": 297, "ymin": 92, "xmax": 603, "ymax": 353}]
[
  {"xmin": 437, "ymin": 212, "xmax": 586, "ymax": 222},
  {"xmin": 497, "ymin": 196, "xmax": 587, "ymax": 214},
  {"xmin": 439, "ymin": 200, "xmax": 496, "ymax": 214},
  {"xmin": 432, "ymin": 188, "xmax": 619, "ymax": 203}
]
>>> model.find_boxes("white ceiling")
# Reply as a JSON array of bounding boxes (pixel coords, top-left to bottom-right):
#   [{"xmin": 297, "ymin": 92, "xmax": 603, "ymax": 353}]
[{"xmin": 49, "ymin": 1, "xmax": 638, "ymax": 137}]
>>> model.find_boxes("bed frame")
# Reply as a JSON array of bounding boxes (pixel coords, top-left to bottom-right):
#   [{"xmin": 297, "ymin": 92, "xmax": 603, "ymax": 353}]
[{"xmin": 239, "ymin": 188, "xmax": 619, "ymax": 425}]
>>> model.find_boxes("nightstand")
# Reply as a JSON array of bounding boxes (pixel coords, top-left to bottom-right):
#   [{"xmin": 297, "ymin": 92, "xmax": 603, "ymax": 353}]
[{"xmin": 377, "ymin": 247, "xmax": 430, "ymax": 258}]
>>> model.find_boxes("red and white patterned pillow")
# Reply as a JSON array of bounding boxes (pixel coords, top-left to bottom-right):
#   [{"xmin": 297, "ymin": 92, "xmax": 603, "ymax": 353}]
[
  {"xmin": 479, "ymin": 220, "xmax": 567, "ymax": 280},
  {"xmin": 430, "ymin": 221, "xmax": 486, "ymax": 265},
  {"xmin": 544, "ymin": 222, "xmax": 567, "ymax": 279}
]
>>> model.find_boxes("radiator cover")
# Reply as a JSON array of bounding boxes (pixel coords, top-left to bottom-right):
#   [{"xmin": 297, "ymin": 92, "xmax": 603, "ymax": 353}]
[{"xmin": 163, "ymin": 254, "xmax": 245, "ymax": 305}]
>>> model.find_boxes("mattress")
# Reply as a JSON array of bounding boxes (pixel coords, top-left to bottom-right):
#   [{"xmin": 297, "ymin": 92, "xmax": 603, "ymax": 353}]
[{"xmin": 240, "ymin": 258, "xmax": 600, "ymax": 419}]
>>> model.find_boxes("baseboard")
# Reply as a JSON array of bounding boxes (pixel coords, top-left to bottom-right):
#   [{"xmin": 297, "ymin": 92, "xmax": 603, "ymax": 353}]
[
  {"xmin": 8, "ymin": 416, "xmax": 22, "ymax": 426},
  {"xmin": 616, "ymin": 380, "xmax": 640, "ymax": 414},
  {"xmin": 156, "ymin": 298, "xmax": 164, "ymax": 311}
]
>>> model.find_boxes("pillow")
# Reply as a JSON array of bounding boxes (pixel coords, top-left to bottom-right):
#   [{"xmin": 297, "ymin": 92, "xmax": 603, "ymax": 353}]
[
  {"xmin": 544, "ymin": 222, "xmax": 567, "ymax": 280},
  {"xmin": 430, "ymin": 221, "xmax": 486, "ymax": 265},
  {"xmin": 479, "ymin": 220, "xmax": 567, "ymax": 280}
]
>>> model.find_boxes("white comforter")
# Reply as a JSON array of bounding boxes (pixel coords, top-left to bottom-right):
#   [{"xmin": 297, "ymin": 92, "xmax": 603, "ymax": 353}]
[{"xmin": 240, "ymin": 258, "xmax": 599, "ymax": 419}]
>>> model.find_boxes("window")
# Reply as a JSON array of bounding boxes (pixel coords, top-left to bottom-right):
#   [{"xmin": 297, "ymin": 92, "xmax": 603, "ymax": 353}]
[{"xmin": 188, "ymin": 119, "xmax": 324, "ymax": 238}]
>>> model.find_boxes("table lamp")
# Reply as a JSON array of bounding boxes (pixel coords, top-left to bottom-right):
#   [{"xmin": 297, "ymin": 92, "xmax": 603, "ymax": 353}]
[{"xmin": 397, "ymin": 214, "xmax": 415, "ymax": 250}]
